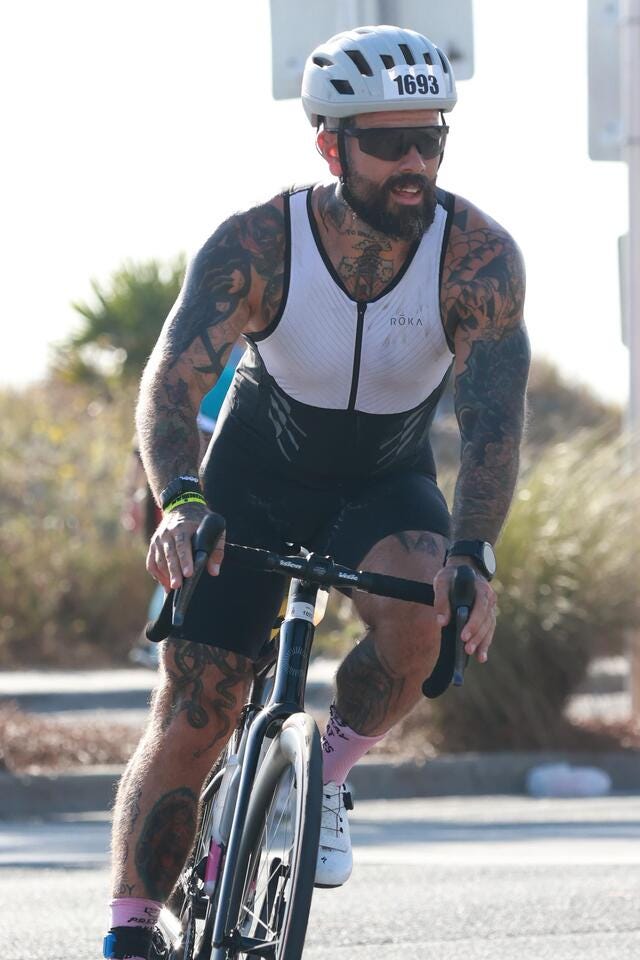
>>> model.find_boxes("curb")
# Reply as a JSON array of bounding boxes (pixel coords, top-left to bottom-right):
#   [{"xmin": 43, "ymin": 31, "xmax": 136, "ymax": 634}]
[
  {"xmin": 349, "ymin": 750, "xmax": 640, "ymax": 799},
  {"xmin": 0, "ymin": 766, "xmax": 122, "ymax": 819},
  {"xmin": 2, "ymin": 751, "xmax": 639, "ymax": 819}
]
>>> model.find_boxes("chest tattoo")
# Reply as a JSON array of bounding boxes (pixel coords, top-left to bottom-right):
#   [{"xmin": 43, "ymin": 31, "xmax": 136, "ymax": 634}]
[{"xmin": 338, "ymin": 240, "xmax": 395, "ymax": 299}]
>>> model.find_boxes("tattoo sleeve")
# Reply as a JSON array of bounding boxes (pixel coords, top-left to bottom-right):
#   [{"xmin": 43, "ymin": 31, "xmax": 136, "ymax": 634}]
[
  {"xmin": 135, "ymin": 201, "xmax": 285, "ymax": 498},
  {"xmin": 444, "ymin": 224, "xmax": 530, "ymax": 543}
]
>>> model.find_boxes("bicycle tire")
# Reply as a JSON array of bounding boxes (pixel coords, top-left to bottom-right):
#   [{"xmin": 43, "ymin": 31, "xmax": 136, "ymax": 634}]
[{"xmin": 214, "ymin": 712, "xmax": 322, "ymax": 960}]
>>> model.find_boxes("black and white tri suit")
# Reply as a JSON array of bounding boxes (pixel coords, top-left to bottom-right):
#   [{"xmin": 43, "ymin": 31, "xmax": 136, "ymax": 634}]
[{"xmin": 152, "ymin": 185, "xmax": 457, "ymax": 659}]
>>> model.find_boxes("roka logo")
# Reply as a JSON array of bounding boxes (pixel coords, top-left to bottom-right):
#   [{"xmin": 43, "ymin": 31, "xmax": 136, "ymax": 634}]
[{"xmin": 390, "ymin": 314, "xmax": 423, "ymax": 326}]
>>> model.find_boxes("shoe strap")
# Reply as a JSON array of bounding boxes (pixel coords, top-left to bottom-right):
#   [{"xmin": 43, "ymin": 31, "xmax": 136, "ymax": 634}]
[{"xmin": 103, "ymin": 926, "xmax": 153, "ymax": 959}]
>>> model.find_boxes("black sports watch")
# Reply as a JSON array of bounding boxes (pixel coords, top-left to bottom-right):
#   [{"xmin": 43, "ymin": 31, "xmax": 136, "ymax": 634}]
[
  {"xmin": 160, "ymin": 475, "xmax": 202, "ymax": 510},
  {"xmin": 446, "ymin": 539, "xmax": 497, "ymax": 581}
]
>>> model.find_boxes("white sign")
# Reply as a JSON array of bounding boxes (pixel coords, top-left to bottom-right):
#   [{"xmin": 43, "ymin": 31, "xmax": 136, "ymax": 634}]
[
  {"xmin": 270, "ymin": 0, "xmax": 474, "ymax": 101},
  {"xmin": 588, "ymin": 0, "xmax": 622, "ymax": 161}
]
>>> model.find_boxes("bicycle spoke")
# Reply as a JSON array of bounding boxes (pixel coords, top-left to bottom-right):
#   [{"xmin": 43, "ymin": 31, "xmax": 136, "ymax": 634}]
[{"xmin": 237, "ymin": 768, "xmax": 299, "ymax": 956}]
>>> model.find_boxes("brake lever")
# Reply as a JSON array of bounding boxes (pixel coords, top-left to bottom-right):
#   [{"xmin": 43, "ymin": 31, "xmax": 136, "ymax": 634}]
[
  {"xmin": 172, "ymin": 513, "xmax": 226, "ymax": 628},
  {"xmin": 421, "ymin": 564, "xmax": 476, "ymax": 698}
]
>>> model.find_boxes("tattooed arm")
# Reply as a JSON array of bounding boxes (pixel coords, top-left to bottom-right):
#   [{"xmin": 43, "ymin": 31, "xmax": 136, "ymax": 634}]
[
  {"xmin": 431, "ymin": 200, "xmax": 529, "ymax": 664},
  {"xmin": 136, "ymin": 197, "xmax": 286, "ymax": 497},
  {"xmin": 136, "ymin": 197, "xmax": 286, "ymax": 588},
  {"xmin": 442, "ymin": 200, "xmax": 530, "ymax": 546}
]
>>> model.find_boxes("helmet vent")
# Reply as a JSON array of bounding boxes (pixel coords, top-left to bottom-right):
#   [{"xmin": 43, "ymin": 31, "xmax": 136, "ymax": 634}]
[
  {"xmin": 313, "ymin": 56, "xmax": 334, "ymax": 68},
  {"xmin": 331, "ymin": 79, "xmax": 355, "ymax": 95},
  {"xmin": 345, "ymin": 49, "xmax": 373, "ymax": 76},
  {"xmin": 398, "ymin": 44, "xmax": 416, "ymax": 65},
  {"xmin": 422, "ymin": 52, "xmax": 433, "ymax": 66},
  {"xmin": 437, "ymin": 50, "xmax": 450, "ymax": 74},
  {"xmin": 380, "ymin": 54, "xmax": 395, "ymax": 69}
]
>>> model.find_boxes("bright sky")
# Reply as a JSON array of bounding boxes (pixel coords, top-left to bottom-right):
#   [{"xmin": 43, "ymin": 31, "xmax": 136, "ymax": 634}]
[{"xmin": 1, "ymin": 0, "xmax": 629, "ymax": 403}]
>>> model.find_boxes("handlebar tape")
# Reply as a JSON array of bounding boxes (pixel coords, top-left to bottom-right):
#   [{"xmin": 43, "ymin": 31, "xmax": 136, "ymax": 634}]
[
  {"xmin": 359, "ymin": 571, "xmax": 434, "ymax": 605},
  {"xmin": 171, "ymin": 513, "xmax": 226, "ymax": 628},
  {"xmin": 193, "ymin": 512, "xmax": 226, "ymax": 555}
]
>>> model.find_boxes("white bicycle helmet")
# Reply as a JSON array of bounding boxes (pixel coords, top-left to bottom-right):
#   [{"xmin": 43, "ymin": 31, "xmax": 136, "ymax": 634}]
[{"xmin": 302, "ymin": 24, "xmax": 457, "ymax": 126}]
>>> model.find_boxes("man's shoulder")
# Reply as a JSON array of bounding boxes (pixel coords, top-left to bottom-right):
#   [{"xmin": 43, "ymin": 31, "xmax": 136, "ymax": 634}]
[
  {"xmin": 219, "ymin": 193, "xmax": 287, "ymax": 234},
  {"xmin": 440, "ymin": 192, "xmax": 526, "ymax": 342},
  {"xmin": 190, "ymin": 193, "xmax": 288, "ymax": 265},
  {"xmin": 441, "ymin": 192, "xmax": 525, "ymax": 283},
  {"xmin": 442, "ymin": 192, "xmax": 518, "ymax": 248}
]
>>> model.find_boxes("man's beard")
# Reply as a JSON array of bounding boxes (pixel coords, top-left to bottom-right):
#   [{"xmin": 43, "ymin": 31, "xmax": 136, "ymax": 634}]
[{"xmin": 341, "ymin": 171, "xmax": 437, "ymax": 241}]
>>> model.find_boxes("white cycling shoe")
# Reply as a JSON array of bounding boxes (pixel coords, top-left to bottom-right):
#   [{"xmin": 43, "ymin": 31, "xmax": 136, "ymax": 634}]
[{"xmin": 314, "ymin": 781, "xmax": 354, "ymax": 888}]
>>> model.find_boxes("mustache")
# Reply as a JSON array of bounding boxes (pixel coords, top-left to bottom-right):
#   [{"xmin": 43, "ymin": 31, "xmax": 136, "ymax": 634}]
[{"xmin": 385, "ymin": 173, "xmax": 432, "ymax": 193}]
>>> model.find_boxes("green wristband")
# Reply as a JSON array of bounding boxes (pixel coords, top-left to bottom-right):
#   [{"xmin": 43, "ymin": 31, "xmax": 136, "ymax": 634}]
[{"xmin": 164, "ymin": 492, "xmax": 207, "ymax": 514}]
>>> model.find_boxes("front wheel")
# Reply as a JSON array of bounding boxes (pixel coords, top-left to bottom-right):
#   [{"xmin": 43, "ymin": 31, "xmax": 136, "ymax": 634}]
[{"xmin": 225, "ymin": 712, "xmax": 322, "ymax": 960}]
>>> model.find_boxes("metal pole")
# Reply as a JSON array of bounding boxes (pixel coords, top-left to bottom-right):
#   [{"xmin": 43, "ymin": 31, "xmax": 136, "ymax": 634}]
[
  {"xmin": 621, "ymin": 0, "xmax": 640, "ymax": 450},
  {"xmin": 620, "ymin": 0, "xmax": 640, "ymax": 717}
]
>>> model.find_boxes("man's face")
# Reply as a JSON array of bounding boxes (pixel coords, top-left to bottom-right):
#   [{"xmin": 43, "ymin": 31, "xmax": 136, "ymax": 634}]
[{"xmin": 336, "ymin": 109, "xmax": 443, "ymax": 241}]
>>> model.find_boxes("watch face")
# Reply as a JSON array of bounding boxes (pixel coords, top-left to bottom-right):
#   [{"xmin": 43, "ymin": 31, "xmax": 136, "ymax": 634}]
[{"xmin": 482, "ymin": 542, "xmax": 497, "ymax": 576}]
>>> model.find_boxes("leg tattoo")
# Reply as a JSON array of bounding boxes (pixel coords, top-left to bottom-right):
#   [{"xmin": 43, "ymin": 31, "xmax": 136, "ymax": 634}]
[
  {"xmin": 335, "ymin": 636, "xmax": 404, "ymax": 735},
  {"xmin": 394, "ymin": 531, "xmax": 441, "ymax": 557},
  {"xmin": 134, "ymin": 787, "xmax": 198, "ymax": 902},
  {"xmin": 164, "ymin": 640, "xmax": 251, "ymax": 756}
]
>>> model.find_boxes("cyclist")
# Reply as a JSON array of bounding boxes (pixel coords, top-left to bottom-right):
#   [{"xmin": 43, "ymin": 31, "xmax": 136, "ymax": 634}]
[{"xmin": 104, "ymin": 24, "xmax": 529, "ymax": 960}]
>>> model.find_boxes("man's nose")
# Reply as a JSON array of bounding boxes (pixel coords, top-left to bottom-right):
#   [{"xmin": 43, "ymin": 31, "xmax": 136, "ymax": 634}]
[{"xmin": 398, "ymin": 144, "xmax": 427, "ymax": 172}]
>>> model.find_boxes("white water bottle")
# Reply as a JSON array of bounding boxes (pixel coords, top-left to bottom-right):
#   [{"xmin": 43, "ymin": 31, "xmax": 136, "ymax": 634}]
[{"xmin": 203, "ymin": 754, "xmax": 239, "ymax": 896}]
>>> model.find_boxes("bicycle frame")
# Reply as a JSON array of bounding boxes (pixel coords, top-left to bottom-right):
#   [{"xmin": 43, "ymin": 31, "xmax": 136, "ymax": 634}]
[{"xmin": 211, "ymin": 576, "xmax": 320, "ymax": 952}]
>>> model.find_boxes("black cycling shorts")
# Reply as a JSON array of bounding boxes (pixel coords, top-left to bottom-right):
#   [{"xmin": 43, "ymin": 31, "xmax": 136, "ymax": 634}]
[{"xmin": 147, "ymin": 427, "xmax": 450, "ymax": 661}]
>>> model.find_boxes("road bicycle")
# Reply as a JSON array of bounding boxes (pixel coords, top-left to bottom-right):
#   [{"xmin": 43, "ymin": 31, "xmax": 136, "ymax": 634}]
[{"xmin": 152, "ymin": 513, "xmax": 475, "ymax": 960}]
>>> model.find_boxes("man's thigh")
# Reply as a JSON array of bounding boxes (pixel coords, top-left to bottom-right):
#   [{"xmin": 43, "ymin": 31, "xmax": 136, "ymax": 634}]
[
  {"xmin": 312, "ymin": 471, "xmax": 450, "ymax": 570},
  {"xmin": 310, "ymin": 471, "xmax": 450, "ymax": 631}
]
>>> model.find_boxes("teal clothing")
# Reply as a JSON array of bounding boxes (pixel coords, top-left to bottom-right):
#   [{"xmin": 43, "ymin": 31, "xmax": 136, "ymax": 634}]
[{"xmin": 198, "ymin": 344, "xmax": 244, "ymax": 429}]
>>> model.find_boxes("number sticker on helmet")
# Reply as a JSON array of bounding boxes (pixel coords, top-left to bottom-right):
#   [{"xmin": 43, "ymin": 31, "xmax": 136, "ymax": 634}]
[{"xmin": 381, "ymin": 65, "xmax": 444, "ymax": 100}]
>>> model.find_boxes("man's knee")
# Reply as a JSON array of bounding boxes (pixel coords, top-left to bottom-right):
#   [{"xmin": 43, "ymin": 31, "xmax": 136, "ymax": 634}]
[{"xmin": 368, "ymin": 599, "xmax": 440, "ymax": 667}]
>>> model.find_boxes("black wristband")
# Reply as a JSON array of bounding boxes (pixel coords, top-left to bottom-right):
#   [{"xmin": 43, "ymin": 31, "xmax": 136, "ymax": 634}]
[
  {"xmin": 446, "ymin": 539, "xmax": 496, "ymax": 580},
  {"xmin": 160, "ymin": 475, "xmax": 202, "ymax": 510}
]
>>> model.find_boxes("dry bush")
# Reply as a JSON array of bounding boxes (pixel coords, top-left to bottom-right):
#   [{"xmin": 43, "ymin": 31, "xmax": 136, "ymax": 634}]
[
  {"xmin": 419, "ymin": 431, "xmax": 640, "ymax": 751},
  {"xmin": 0, "ymin": 381, "xmax": 150, "ymax": 667},
  {"xmin": 0, "ymin": 702, "xmax": 141, "ymax": 773}
]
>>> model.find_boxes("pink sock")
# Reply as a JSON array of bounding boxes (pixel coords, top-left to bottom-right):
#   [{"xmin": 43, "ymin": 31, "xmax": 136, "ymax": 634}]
[
  {"xmin": 321, "ymin": 703, "xmax": 386, "ymax": 785},
  {"xmin": 109, "ymin": 898, "xmax": 162, "ymax": 960}
]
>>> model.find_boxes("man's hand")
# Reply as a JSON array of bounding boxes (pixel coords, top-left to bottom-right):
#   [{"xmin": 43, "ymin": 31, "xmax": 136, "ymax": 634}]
[
  {"xmin": 433, "ymin": 561, "xmax": 497, "ymax": 663},
  {"xmin": 146, "ymin": 504, "xmax": 226, "ymax": 591}
]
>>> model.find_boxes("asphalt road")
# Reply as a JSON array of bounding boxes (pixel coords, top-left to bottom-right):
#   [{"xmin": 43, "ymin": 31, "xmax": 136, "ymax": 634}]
[{"xmin": 1, "ymin": 795, "xmax": 639, "ymax": 960}]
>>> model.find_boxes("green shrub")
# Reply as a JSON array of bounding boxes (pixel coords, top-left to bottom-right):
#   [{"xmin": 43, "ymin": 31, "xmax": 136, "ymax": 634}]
[
  {"xmin": 417, "ymin": 431, "xmax": 640, "ymax": 751},
  {"xmin": 0, "ymin": 382, "xmax": 150, "ymax": 667}
]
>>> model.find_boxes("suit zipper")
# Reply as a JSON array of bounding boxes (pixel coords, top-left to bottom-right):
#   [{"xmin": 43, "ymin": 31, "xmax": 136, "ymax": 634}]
[{"xmin": 347, "ymin": 302, "xmax": 367, "ymax": 411}]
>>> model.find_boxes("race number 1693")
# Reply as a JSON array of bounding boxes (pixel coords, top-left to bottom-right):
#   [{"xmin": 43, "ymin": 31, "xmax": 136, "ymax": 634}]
[
  {"xmin": 394, "ymin": 73, "xmax": 439, "ymax": 95},
  {"xmin": 382, "ymin": 64, "xmax": 445, "ymax": 100}
]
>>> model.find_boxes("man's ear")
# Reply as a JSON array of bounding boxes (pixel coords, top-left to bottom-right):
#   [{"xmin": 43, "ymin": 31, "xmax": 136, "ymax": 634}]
[{"xmin": 316, "ymin": 129, "xmax": 342, "ymax": 177}]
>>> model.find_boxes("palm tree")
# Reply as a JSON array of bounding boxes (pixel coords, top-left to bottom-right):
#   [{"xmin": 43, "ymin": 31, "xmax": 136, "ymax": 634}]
[{"xmin": 53, "ymin": 256, "xmax": 186, "ymax": 384}]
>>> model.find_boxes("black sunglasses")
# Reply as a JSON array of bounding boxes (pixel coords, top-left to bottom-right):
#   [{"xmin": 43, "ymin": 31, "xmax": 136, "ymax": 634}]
[{"xmin": 343, "ymin": 124, "xmax": 449, "ymax": 161}]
